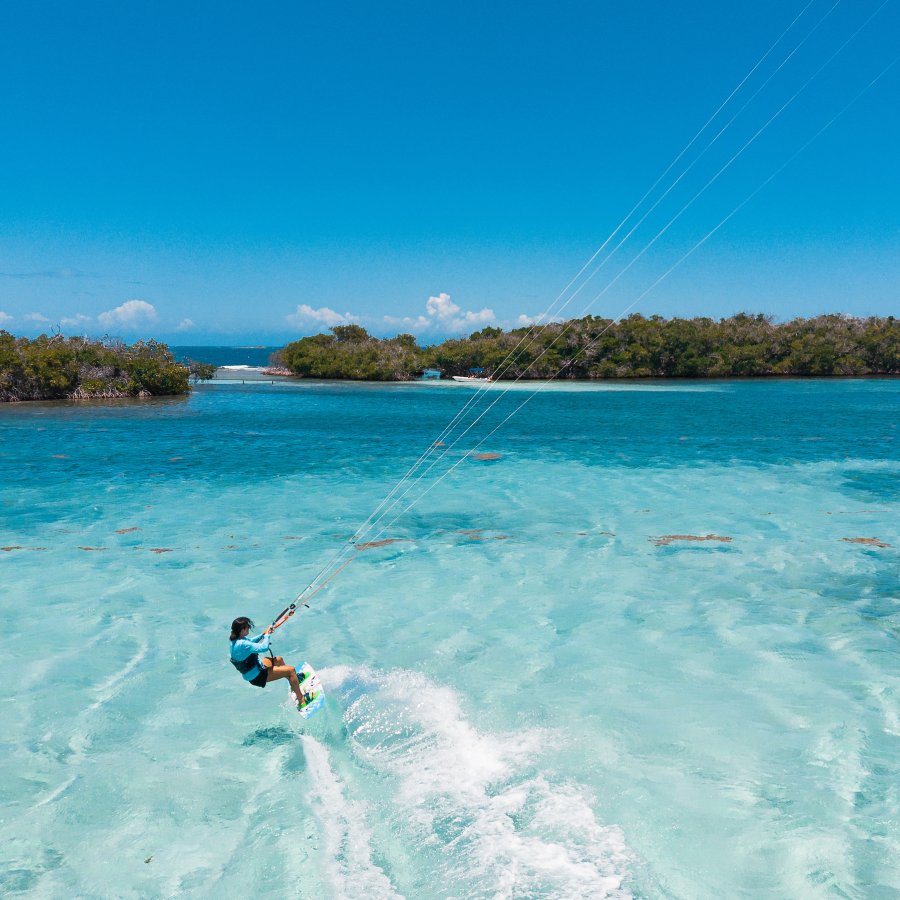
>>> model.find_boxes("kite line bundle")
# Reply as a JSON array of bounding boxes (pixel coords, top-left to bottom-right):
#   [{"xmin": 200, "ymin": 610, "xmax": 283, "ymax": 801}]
[{"xmin": 269, "ymin": 0, "xmax": 899, "ymax": 635}]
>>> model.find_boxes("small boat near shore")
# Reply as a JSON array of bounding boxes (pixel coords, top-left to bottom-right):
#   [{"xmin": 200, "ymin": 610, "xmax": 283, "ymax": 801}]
[
  {"xmin": 450, "ymin": 374, "xmax": 493, "ymax": 384},
  {"xmin": 451, "ymin": 367, "xmax": 493, "ymax": 383}
]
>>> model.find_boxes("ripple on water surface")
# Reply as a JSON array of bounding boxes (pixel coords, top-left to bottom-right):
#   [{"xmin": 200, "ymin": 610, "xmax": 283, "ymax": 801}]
[{"xmin": 0, "ymin": 379, "xmax": 898, "ymax": 897}]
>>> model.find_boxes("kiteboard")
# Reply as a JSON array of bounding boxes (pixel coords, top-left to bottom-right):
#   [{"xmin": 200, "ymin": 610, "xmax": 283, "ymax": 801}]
[{"xmin": 294, "ymin": 662, "xmax": 325, "ymax": 719}]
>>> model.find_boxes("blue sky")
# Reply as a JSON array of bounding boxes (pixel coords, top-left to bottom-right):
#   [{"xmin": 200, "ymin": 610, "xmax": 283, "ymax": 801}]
[{"xmin": 1, "ymin": 0, "xmax": 897, "ymax": 344}]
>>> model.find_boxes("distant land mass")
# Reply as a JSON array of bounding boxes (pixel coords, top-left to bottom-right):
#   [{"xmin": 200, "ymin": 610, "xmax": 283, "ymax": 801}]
[
  {"xmin": 1, "ymin": 334, "xmax": 214, "ymax": 402},
  {"xmin": 275, "ymin": 314, "xmax": 899, "ymax": 381},
  {"xmin": 4, "ymin": 314, "xmax": 897, "ymax": 401}
]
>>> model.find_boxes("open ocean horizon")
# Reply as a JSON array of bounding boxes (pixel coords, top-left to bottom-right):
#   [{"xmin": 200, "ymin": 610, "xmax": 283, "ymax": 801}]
[
  {"xmin": 2, "ymin": 376, "xmax": 898, "ymax": 898},
  {"xmin": 172, "ymin": 346, "xmax": 283, "ymax": 368}
]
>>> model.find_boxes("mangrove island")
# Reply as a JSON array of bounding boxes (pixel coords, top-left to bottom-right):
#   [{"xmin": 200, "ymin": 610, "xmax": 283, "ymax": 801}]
[
  {"xmin": 277, "ymin": 314, "xmax": 899, "ymax": 381},
  {"xmin": 0, "ymin": 332, "xmax": 215, "ymax": 402}
]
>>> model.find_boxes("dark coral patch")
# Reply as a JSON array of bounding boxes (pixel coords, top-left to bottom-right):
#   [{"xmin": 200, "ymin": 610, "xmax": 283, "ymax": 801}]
[
  {"xmin": 356, "ymin": 538, "xmax": 409, "ymax": 550},
  {"xmin": 842, "ymin": 537, "xmax": 892, "ymax": 548},
  {"xmin": 651, "ymin": 534, "xmax": 732, "ymax": 547}
]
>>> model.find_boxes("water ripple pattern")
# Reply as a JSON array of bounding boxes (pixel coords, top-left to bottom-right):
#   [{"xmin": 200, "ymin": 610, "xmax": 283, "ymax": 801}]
[{"xmin": 1, "ymin": 377, "xmax": 897, "ymax": 898}]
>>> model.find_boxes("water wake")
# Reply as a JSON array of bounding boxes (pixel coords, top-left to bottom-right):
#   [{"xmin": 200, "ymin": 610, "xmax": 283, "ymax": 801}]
[
  {"xmin": 323, "ymin": 665, "xmax": 633, "ymax": 899},
  {"xmin": 302, "ymin": 735, "xmax": 401, "ymax": 899}
]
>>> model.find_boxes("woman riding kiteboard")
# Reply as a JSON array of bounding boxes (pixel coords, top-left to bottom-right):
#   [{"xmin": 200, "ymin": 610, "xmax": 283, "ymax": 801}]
[{"xmin": 228, "ymin": 616, "xmax": 312, "ymax": 707}]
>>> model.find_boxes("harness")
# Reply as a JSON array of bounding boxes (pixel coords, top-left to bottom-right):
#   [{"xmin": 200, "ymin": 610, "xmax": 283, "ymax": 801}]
[{"xmin": 229, "ymin": 643, "xmax": 261, "ymax": 675}]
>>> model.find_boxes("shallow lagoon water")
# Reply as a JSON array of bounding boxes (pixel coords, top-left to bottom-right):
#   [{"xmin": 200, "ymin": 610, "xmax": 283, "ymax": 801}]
[{"xmin": 1, "ymin": 378, "xmax": 898, "ymax": 898}]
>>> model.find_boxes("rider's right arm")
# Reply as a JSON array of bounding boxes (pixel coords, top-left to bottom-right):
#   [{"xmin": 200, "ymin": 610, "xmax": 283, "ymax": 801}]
[
  {"xmin": 232, "ymin": 633, "xmax": 270, "ymax": 657},
  {"xmin": 251, "ymin": 632, "xmax": 271, "ymax": 651}
]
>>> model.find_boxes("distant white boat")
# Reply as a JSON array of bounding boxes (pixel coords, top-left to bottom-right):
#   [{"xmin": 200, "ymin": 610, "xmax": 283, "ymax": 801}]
[{"xmin": 450, "ymin": 375, "xmax": 492, "ymax": 383}]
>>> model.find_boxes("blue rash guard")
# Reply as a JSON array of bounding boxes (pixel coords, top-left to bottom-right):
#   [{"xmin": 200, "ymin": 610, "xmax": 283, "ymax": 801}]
[{"xmin": 229, "ymin": 632, "xmax": 270, "ymax": 681}]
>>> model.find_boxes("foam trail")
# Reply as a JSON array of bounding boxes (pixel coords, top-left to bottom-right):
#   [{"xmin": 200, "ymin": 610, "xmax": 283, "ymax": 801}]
[
  {"xmin": 301, "ymin": 735, "xmax": 401, "ymax": 899},
  {"xmin": 325, "ymin": 666, "xmax": 633, "ymax": 899}
]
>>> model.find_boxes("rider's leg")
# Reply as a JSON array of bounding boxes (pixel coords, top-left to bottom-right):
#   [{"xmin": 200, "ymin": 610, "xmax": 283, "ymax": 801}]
[{"xmin": 266, "ymin": 664, "xmax": 305, "ymax": 702}]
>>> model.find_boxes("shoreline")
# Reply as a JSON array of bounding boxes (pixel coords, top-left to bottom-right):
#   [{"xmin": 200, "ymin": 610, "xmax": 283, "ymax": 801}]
[
  {"xmin": 207, "ymin": 366, "xmax": 900, "ymax": 384},
  {"xmin": 7, "ymin": 370, "xmax": 895, "ymax": 402}
]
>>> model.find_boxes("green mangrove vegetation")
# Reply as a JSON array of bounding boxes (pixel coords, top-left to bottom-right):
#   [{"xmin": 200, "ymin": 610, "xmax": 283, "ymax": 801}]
[
  {"xmin": 0, "ymin": 333, "xmax": 200, "ymax": 402},
  {"xmin": 279, "ymin": 324, "xmax": 423, "ymax": 380},
  {"xmin": 277, "ymin": 314, "xmax": 899, "ymax": 381}
]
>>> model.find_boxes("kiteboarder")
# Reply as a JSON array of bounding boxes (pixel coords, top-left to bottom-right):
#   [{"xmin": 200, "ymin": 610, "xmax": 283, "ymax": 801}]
[{"xmin": 229, "ymin": 616, "xmax": 309, "ymax": 705}]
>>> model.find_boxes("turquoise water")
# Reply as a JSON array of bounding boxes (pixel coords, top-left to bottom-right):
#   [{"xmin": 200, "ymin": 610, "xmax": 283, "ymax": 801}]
[{"xmin": 1, "ymin": 378, "xmax": 898, "ymax": 898}]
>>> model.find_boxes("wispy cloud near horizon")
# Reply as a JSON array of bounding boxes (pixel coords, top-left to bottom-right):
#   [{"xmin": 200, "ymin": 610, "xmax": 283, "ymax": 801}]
[
  {"xmin": 286, "ymin": 304, "xmax": 356, "ymax": 328},
  {"xmin": 514, "ymin": 312, "xmax": 565, "ymax": 327},
  {"xmin": 384, "ymin": 292, "xmax": 495, "ymax": 334},
  {"xmin": 0, "ymin": 267, "xmax": 94, "ymax": 280},
  {"xmin": 60, "ymin": 313, "xmax": 92, "ymax": 328}
]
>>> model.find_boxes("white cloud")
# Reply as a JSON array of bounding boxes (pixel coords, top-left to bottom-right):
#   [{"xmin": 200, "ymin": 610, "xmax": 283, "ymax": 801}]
[
  {"xmin": 61, "ymin": 313, "xmax": 92, "ymax": 328},
  {"xmin": 425, "ymin": 292, "xmax": 459, "ymax": 321},
  {"xmin": 98, "ymin": 299, "xmax": 158, "ymax": 329},
  {"xmin": 286, "ymin": 304, "xmax": 355, "ymax": 328},
  {"xmin": 515, "ymin": 312, "xmax": 563, "ymax": 327},
  {"xmin": 384, "ymin": 292, "xmax": 495, "ymax": 334},
  {"xmin": 26, "ymin": 312, "xmax": 50, "ymax": 323},
  {"xmin": 0, "ymin": 311, "xmax": 11, "ymax": 324},
  {"xmin": 383, "ymin": 314, "xmax": 432, "ymax": 331},
  {"xmin": 175, "ymin": 318, "xmax": 194, "ymax": 331}
]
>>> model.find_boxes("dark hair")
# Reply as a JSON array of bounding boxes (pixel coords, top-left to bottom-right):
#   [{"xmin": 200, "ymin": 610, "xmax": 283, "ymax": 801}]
[{"xmin": 230, "ymin": 617, "xmax": 254, "ymax": 641}]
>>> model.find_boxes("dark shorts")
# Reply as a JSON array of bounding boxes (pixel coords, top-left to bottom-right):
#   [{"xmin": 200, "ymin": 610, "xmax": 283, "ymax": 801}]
[{"xmin": 249, "ymin": 666, "xmax": 268, "ymax": 688}]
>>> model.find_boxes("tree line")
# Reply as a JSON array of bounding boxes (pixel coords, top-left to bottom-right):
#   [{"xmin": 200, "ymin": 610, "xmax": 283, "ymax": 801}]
[
  {"xmin": 0, "ymin": 332, "xmax": 214, "ymax": 402},
  {"xmin": 277, "ymin": 314, "xmax": 899, "ymax": 380}
]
